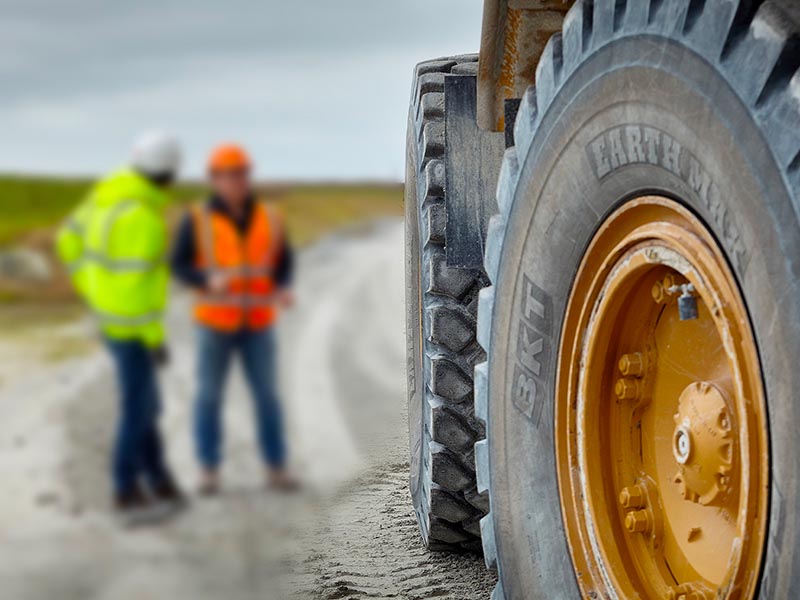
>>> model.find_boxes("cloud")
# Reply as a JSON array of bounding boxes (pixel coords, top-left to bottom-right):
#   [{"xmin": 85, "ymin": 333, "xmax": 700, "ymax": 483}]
[{"xmin": 1, "ymin": 0, "xmax": 483, "ymax": 179}]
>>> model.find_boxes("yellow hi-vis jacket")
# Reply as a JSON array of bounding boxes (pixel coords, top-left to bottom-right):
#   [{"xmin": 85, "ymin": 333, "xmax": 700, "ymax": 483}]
[{"xmin": 56, "ymin": 168, "xmax": 169, "ymax": 348}]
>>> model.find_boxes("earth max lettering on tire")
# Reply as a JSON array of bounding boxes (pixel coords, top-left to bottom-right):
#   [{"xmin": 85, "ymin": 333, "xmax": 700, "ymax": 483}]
[{"xmin": 588, "ymin": 124, "xmax": 749, "ymax": 275}]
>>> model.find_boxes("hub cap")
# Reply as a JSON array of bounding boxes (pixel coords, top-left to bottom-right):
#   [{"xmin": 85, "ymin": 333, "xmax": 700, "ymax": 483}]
[{"xmin": 555, "ymin": 197, "xmax": 768, "ymax": 599}]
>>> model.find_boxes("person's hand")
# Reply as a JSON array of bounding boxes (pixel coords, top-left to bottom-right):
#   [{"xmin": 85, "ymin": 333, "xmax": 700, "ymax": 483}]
[
  {"xmin": 151, "ymin": 345, "xmax": 170, "ymax": 368},
  {"xmin": 277, "ymin": 289, "xmax": 295, "ymax": 309},
  {"xmin": 207, "ymin": 272, "xmax": 229, "ymax": 294}
]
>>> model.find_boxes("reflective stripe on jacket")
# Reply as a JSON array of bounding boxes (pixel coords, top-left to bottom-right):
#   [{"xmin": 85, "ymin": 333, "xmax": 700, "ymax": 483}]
[
  {"xmin": 56, "ymin": 168, "xmax": 169, "ymax": 347},
  {"xmin": 192, "ymin": 200, "xmax": 283, "ymax": 331}
]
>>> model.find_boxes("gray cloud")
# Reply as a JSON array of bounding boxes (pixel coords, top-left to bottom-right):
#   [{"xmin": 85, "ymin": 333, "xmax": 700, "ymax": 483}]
[{"xmin": 1, "ymin": 0, "xmax": 483, "ymax": 179}]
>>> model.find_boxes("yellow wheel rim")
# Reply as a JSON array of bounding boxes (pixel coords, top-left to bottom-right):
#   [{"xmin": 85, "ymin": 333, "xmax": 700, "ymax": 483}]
[{"xmin": 556, "ymin": 197, "xmax": 769, "ymax": 599}]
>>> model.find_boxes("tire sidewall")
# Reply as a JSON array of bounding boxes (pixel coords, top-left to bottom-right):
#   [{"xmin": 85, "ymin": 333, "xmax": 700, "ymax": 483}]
[
  {"xmin": 490, "ymin": 36, "xmax": 800, "ymax": 597},
  {"xmin": 405, "ymin": 112, "xmax": 427, "ymax": 508}
]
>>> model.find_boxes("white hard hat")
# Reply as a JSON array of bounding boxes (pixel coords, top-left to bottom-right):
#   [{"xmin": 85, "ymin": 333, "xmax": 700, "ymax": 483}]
[{"xmin": 129, "ymin": 130, "xmax": 182, "ymax": 178}]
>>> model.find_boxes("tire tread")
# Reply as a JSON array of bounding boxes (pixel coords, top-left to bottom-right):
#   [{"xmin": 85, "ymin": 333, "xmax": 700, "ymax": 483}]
[{"xmin": 407, "ymin": 54, "xmax": 490, "ymax": 553}]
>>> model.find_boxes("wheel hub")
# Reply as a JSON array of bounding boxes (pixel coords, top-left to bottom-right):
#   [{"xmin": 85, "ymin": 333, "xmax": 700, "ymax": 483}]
[{"xmin": 672, "ymin": 382, "xmax": 734, "ymax": 506}]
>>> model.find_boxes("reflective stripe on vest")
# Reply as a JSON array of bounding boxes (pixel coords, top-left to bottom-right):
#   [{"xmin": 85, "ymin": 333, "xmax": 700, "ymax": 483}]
[
  {"xmin": 82, "ymin": 200, "xmax": 163, "ymax": 273},
  {"xmin": 95, "ymin": 309, "xmax": 163, "ymax": 327},
  {"xmin": 199, "ymin": 293, "xmax": 279, "ymax": 309},
  {"xmin": 82, "ymin": 250, "xmax": 164, "ymax": 272},
  {"xmin": 85, "ymin": 199, "xmax": 164, "ymax": 325}
]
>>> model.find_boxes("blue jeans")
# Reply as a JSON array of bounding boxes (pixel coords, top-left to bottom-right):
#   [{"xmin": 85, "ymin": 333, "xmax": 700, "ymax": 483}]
[
  {"xmin": 105, "ymin": 338, "xmax": 172, "ymax": 496},
  {"xmin": 194, "ymin": 326, "xmax": 287, "ymax": 470}
]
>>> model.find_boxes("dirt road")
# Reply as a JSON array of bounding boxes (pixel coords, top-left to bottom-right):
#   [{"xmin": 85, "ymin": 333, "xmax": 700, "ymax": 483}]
[{"xmin": 0, "ymin": 219, "xmax": 496, "ymax": 600}]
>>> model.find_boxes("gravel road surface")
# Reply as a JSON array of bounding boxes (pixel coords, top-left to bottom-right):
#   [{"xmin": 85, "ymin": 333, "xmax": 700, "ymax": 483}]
[{"xmin": 0, "ymin": 219, "xmax": 497, "ymax": 600}]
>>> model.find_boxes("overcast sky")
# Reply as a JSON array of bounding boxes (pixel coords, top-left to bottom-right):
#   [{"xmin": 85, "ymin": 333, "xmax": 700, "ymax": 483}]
[{"xmin": 1, "ymin": 1, "xmax": 483, "ymax": 180}]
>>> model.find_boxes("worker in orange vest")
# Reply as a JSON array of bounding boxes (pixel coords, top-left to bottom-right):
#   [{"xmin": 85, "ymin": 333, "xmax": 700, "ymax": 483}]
[{"xmin": 171, "ymin": 144, "xmax": 297, "ymax": 494}]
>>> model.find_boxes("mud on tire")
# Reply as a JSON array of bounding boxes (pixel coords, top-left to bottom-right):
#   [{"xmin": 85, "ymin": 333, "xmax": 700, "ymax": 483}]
[
  {"xmin": 405, "ymin": 54, "xmax": 489, "ymax": 552},
  {"xmin": 474, "ymin": 0, "xmax": 800, "ymax": 598}
]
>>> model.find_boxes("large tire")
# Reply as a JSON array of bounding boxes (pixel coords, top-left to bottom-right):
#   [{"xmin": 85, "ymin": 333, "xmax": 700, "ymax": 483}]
[
  {"xmin": 406, "ymin": 55, "xmax": 490, "ymax": 552},
  {"xmin": 474, "ymin": 0, "xmax": 800, "ymax": 598}
]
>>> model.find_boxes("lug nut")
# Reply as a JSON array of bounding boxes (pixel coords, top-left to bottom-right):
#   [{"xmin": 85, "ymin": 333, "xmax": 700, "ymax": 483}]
[
  {"xmin": 624, "ymin": 510, "xmax": 651, "ymax": 534},
  {"xmin": 619, "ymin": 485, "xmax": 645, "ymax": 509},
  {"xmin": 652, "ymin": 281, "xmax": 667, "ymax": 304},
  {"xmin": 652, "ymin": 274, "xmax": 677, "ymax": 304},
  {"xmin": 615, "ymin": 378, "xmax": 640, "ymax": 400},
  {"xmin": 618, "ymin": 353, "xmax": 645, "ymax": 377}
]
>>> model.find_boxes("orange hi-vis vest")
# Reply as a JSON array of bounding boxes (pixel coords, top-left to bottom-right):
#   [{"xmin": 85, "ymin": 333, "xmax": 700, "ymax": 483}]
[{"xmin": 192, "ymin": 201, "xmax": 283, "ymax": 331}]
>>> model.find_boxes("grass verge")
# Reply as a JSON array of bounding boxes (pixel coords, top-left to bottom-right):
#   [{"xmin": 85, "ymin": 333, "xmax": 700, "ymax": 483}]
[{"xmin": 0, "ymin": 175, "xmax": 403, "ymax": 306}]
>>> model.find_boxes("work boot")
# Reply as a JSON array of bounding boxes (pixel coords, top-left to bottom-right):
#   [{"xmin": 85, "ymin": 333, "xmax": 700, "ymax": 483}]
[
  {"xmin": 266, "ymin": 468, "xmax": 300, "ymax": 493},
  {"xmin": 197, "ymin": 470, "xmax": 221, "ymax": 497},
  {"xmin": 114, "ymin": 485, "xmax": 170, "ymax": 528},
  {"xmin": 152, "ymin": 478, "xmax": 189, "ymax": 513}
]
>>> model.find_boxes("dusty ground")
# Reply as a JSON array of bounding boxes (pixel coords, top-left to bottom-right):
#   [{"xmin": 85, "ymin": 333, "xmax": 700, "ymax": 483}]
[{"xmin": 0, "ymin": 219, "xmax": 496, "ymax": 600}]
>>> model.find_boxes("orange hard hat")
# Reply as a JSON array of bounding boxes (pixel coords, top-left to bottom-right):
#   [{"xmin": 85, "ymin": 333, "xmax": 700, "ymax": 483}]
[{"xmin": 207, "ymin": 143, "xmax": 251, "ymax": 173}]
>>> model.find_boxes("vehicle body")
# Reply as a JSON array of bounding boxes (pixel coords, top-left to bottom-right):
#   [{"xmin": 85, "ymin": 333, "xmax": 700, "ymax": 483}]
[{"xmin": 405, "ymin": 0, "xmax": 800, "ymax": 598}]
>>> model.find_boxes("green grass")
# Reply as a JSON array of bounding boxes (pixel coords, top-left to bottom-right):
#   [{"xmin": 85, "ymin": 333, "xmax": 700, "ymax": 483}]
[
  {"xmin": 0, "ymin": 175, "xmax": 402, "ymax": 247},
  {"xmin": 267, "ymin": 184, "xmax": 404, "ymax": 246},
  {"xmin": 0, "ymin": 174, "xmax": 208, "ymax": 246},
  {"xmin": 0, "ymin": 176, "xmax": 92, "ymax": 245},
  {"xmin": 0, "ymin": 173, "xmax": 404, "ymax": 255}
]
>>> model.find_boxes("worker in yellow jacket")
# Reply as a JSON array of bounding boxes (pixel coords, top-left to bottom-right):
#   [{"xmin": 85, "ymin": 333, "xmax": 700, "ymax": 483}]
[{"xmin": 57, "ymin": 131, "xmax": 185, "ymax": 525}]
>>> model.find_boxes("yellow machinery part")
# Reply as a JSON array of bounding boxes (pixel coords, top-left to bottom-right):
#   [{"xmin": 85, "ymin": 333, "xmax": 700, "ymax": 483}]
[{"xmin": 555, "ymin": 196, "xmax": 769, "ymax": 599}]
